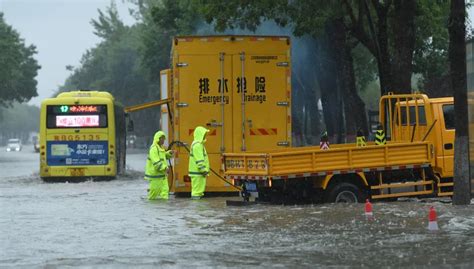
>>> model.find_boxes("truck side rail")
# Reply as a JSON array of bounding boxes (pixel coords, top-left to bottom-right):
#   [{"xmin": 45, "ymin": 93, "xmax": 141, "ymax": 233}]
[{"xmin": 223, "ymin": 142, "xmax": 433, "ymax": 179}]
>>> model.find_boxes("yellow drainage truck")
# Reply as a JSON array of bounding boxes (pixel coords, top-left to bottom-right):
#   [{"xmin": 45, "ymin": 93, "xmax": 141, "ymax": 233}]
[
  {"xmin": 223, "ymin": 93, "xmax": 455, "ymax": 203},
  {"xmin": 126, "ymin": 36, "xmax": 291, "ymax": 194}
]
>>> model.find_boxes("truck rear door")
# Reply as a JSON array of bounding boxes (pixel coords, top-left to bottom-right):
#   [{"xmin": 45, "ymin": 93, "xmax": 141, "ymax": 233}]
[
  {"xmin": 232, "ymin": 52, "xmax": 290, "ymax": 151},
  {"xmin": 176, "ymin": 54, "xmax": 234, "ymax": 154}
]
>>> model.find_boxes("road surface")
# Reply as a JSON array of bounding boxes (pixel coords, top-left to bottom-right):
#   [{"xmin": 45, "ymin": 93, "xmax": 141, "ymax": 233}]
[{"xmin": 1, "ymin": 147, "xmax": 474, "ymax": 267}]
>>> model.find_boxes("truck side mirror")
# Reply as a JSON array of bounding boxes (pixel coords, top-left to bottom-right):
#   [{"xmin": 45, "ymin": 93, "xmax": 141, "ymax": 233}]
[{"xmin": 127, "ymin": 119, "xmax": 134, "ymax": 132}]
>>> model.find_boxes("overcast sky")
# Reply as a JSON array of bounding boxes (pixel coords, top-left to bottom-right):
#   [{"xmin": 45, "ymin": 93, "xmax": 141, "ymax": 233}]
[
  {"xmin": 0, "ymin": 0, "xmax": 135, "ymax": 106},
  {"xmin": 0, "ymin": 1, "xmax": 473, "ymax": 107}
]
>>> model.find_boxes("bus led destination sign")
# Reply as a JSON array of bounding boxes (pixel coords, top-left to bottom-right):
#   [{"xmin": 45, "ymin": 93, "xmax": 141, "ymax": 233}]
[
  {"xmin": 56, "ymin": 115, "xmax": 100, "ymax": 127},
  {"xmin": 70, "ymin": 105, "xmax": 98, "ymax": 113},
  {"xmin": 58, "ymin": 105, "xmax": 100, "ymax": 113}
]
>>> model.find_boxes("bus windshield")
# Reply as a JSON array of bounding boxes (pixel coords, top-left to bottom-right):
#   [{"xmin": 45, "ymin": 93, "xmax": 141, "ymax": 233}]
[{"xmin": 46, "ymin": 105, "xmax": 108, "ymax": 128}]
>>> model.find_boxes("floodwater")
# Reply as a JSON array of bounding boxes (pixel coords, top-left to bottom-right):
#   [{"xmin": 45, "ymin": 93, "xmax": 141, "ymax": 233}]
[{"xmin": 1, "ymin": 147, "xmax": 474, "ymax": 268}]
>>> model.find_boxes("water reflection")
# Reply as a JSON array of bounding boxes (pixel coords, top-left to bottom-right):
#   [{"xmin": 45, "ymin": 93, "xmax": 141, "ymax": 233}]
[{"xmin": 1, "ymin": 152, "xmax": 474, "ymax": 267}]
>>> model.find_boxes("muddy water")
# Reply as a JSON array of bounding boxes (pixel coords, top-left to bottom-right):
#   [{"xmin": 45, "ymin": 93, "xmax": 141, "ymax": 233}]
[{"xmin": 1, "ymin": 147, "xmax": 474, "ymax": 268}]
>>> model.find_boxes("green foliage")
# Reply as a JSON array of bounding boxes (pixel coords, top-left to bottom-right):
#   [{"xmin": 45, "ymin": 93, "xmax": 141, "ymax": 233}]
[
  {"xmin": 413, "ymin": 0, "xmax": 450, "ymax": 95},
  {"xmin": 200, "ymin": 0, "xmax": 342, "ymax": 37},
  {"xmin": 91, "ymin": 2, "xmax": 126, "ymax": 40},
  {"xmin": 201, "ymin": 0, "xmax": 452, "ymax": 96},
  {"xmin": 359, "ymin": 80, "xmax": 381, "ymax": 111},
  {"xmin": 0, "ymin": 13, "xmax": 40, "ymax": 107},
  {"xmin": 59, "ymin": 4, "xmax": 159, "ymax": 137},
  {"xmin": 57, "ymin": 0, "xmax": 454, "ymax": 141},
  {"xmin": 0, "ymin": 102, "xmax": 40, "ymax": 133},
  {"xmin": 60, "ymin": 5, "xmax": 152, "ymax": 105},
  {"xmin": 200, "ymin": 0, "xmax": 283, "ymax": 32},
  {"xmin": 139, "ymin": 0, "xmax": 201, "ymax": 80},
  {"xmin": 352, "ymin": 44, "xmax": 378, "ymax": 92}
]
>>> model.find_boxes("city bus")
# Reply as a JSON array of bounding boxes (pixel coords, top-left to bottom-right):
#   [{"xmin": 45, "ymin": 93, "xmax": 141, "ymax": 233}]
[{"xmin": 39, "ymin": 91, "xmax": 126, "ymax": 181}]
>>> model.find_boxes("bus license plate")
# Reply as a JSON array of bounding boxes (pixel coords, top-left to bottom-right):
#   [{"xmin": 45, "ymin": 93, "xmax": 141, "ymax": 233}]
[{"xmin": 70, "ymin": 168, "xmax": 85, "ymax": 176}]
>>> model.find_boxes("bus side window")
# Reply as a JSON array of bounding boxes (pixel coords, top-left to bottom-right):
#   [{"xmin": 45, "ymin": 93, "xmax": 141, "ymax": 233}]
[{"xmin": 442, "ymin": 104, "xmax": 455, "ymax": 130}]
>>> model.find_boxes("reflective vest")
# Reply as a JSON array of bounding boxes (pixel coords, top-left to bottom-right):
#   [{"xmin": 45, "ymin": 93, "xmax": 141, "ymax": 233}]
[
  {"xmin": 188, "ymin": 126, "xmax": 210, "ymax": 176},
  {"xmin": 356, "ymin": 136, "xmax": 367, "ymax": 147},
  {"xmin": 144, "ymin": 144, "xmax": 171, "ymax": 180},
  {"xmin": 320, "ymin": 141, "xmax": 330, "ymax": 150},
  {"xmin": 375, "ymin": 129, "xmax": 386, "ymax": 145}
]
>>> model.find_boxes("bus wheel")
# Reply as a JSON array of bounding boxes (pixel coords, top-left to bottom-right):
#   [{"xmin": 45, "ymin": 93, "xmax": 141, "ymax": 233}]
[{"xmin": 326, "ymin": 182, "xmax": 364, "ymax": 203}]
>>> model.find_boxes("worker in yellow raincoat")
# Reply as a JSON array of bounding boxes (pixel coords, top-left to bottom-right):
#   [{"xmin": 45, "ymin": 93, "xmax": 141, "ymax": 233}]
[
  {"xmin": 188, "ymin": 126, "xmax": 210, "ymax": 199},
  {"xmin": 144, "ymin": 131, "xmax": 173, "ymax": 200}
]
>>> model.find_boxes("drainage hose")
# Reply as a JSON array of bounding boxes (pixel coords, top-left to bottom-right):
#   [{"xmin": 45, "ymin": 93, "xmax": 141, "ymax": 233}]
[{"xmin": 168, "ymin": 141, "xmax": 242, "ymax": 191}]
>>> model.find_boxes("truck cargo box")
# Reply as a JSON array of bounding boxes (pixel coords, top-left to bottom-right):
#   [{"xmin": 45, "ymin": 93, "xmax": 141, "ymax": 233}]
[{"xmin": 165, "ymin": 36, "xmax": 292, "ymax": 193}]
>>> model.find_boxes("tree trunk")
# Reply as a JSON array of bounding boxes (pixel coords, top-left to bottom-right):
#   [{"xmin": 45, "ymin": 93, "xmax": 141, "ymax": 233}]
[
  {"xmin": 363, "ymin": 0, "xmax": 393, "ymax": 95},
  {"xmin": 331, "ymin": 18, "xmax": 369, "ymax": 140},
  {"xmin": 316, "ymin": 27, "xmax": 343, "ymax": 143},
  {"xmin": 376, "ymin": 14, "xmax": 392, "ymax": 95},
  {"xmin": 329, "ymin": 19, "xmax": 353, "ymax": 142},
  {"xmin": 391, "ymin": 0, "xmax": 415, "ymax": 94},
  {"xmin": 344, "ymin": 44, "xmax": 369, "ymax": 137},
  {"xmin": 305, "ymin": 87, "xmax": 320, "ymax": 145},
  {"xmin": 351, "ymin": 1, "xmax": 404, "ymax": 95},
  {"xmin": 293, "ymin": 70, "xmax": 320, "ymax": 146},
  {"xmin": 449, "ymin": 0, "xmax": 470, "ymax": 205}
]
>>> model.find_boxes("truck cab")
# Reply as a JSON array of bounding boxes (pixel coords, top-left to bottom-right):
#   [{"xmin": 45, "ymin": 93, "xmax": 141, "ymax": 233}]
[{"xmin": 386, "ymin": 95, "xmax": 454, "ymax": 178}]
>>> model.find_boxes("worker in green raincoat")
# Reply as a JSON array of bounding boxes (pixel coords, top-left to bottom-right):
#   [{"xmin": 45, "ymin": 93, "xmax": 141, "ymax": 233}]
[
  {"xmin": 145, "ymin": 131, "xmax": 173, "ymax": 200},
  {"xmin": 188, "ymin": 126, "xmax": 210, "ymax": 199}
]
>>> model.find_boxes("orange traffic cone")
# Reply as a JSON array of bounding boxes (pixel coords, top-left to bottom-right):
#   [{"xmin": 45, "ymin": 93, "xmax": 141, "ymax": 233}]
[
  {"xmin": 365, "ymin": 199, "xmax": 373, "ymax": 218},
  {"xmin": 428, "ymin": 206, "xmax": 439, "ymax": 231}
]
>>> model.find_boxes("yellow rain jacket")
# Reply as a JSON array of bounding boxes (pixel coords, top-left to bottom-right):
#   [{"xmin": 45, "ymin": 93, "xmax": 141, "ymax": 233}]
[
  {"xmin": 145, "ymin": 131, "xmax": 172, "ymax": 180},
  {"xmin": 145, "ymin": 131, "xmax": 173, "ymax": 200},
  {"xmin": 188, "ymin": 126, "xmax": 210, "ymax": 177}
]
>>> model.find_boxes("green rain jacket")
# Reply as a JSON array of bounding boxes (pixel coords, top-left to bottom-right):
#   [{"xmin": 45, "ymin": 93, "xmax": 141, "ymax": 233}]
[
  {"xmin": 144, "ymin": 131, "xmax": 172, "ymax": 180},
  {"xmin": 188, "ymin": 126, "xmax": 210, "ymax": 176}
]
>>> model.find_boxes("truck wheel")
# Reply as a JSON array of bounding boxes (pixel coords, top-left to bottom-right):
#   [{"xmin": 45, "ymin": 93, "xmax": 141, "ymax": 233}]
[{"xmin": 326, "ymin": 182, "xmax": 365, "ymax": 203}]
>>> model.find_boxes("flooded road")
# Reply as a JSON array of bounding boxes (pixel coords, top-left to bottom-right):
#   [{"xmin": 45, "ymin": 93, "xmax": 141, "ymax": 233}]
[{"xmin": 1, "ymin": 147, "xmax": 474, "ymax": 268}]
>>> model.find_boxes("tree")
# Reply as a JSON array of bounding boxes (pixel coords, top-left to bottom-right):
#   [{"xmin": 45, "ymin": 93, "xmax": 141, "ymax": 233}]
[
  {"xmin": 140, "ymin": 0, "xmax": 201, "ymax": 80},
  {"xmin": 390, "ymin": 0, "xmax": 416, "ymax": 93},
  {"xmin": 200, "ymin": 0, "xmax": 369, "ymax": 139},
  {"xmin": 450, "ymin": 0, "xmax": 470, "ymax": 205},
  {"xmin": 413, "ymin": 0, "xmax": 450, "ymax": 97},
  {"xmin": 0, "ymin": 103, "xmax": 40, "ymax": 144},
  {"xmin": 0, "ymin": 13, "xmax": 40, "ymax": 107},
  {"xmin": 59, "ymin": 4, "xmax": 160, "ymax": 139}
]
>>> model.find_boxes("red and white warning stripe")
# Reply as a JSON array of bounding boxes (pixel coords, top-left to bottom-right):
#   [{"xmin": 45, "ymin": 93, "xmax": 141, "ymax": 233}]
[
  {"xmin": 226, "ymin": 175, "xmax": 268, "ymax": 180},
  {"xmin": 249, "ymin": 128, "xmax": 277, "ymax": 136}
]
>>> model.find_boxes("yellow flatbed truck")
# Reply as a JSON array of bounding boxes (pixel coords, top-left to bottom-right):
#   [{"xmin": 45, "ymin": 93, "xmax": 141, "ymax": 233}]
[{"xmin": 223, "ymin": 93, "xmax": 455, "ymax": 203}]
